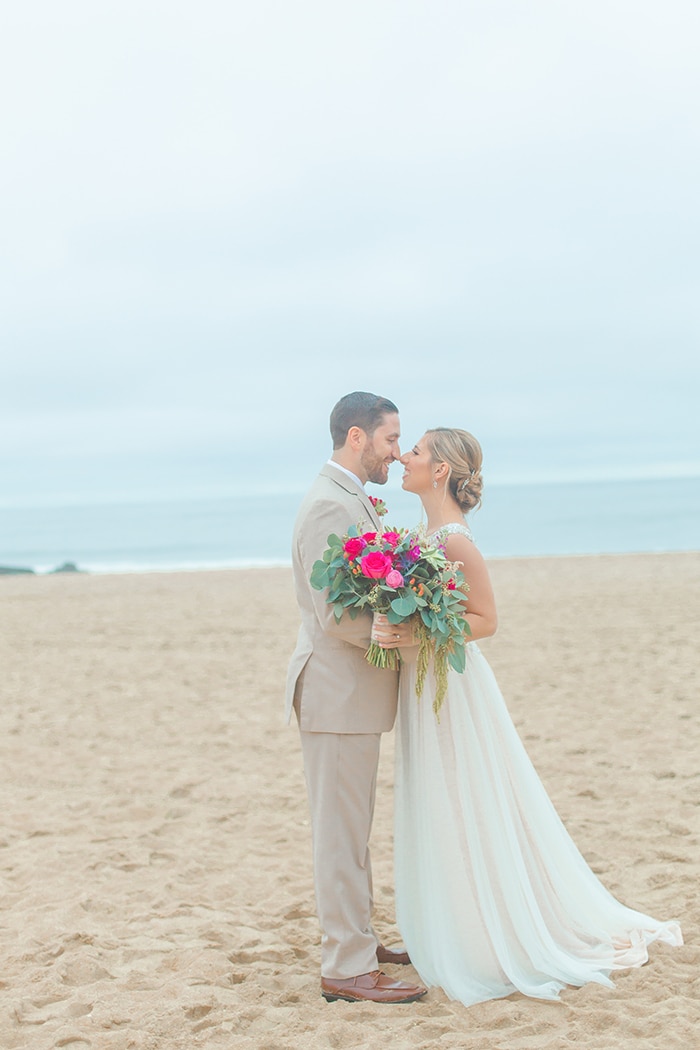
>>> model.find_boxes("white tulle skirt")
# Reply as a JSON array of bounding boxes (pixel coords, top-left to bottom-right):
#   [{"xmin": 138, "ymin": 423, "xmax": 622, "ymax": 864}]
[{"xmin": 394, "ymin": 643, "xmax": 683, "ymax": 1006}]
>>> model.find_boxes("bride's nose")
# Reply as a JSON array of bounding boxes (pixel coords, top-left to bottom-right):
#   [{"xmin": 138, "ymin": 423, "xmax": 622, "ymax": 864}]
[{"xmin": 399, "ymin": 451, "xmax": 409, "ymax": 465}]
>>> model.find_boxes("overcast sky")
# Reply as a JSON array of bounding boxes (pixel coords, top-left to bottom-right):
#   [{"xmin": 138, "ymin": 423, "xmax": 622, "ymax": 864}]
[{"xmin": 2, "ymin": 1, "xmax": 698, "ymax": 504}]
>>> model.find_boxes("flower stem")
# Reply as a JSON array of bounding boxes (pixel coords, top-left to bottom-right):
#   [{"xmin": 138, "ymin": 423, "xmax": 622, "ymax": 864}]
[{"xmin": 365, "ymin": 642, "xmax": 401, "ymax": 671}]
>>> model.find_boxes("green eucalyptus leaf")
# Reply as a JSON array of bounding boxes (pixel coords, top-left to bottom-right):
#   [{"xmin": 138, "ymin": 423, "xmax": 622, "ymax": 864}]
[
  {"xmin": 390, "ymin": 594, "xmax": 418, "ymax": 617},
  {"xmin": 448, "ymin": 646, "xmax": 466, "ymax": 674},
  {"xmin": 310, "ymin": 561, "xmax": 330, "ymax": 590}
]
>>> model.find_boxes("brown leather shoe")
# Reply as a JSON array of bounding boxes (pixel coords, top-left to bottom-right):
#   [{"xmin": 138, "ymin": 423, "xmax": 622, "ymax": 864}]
[
  {"xmin": 376, "ymin": 943, "xmax": 411, "ymax": 966},
  {"xmin": 321, "ymin": 970, "xmax": 427, "ymax": 1004}
]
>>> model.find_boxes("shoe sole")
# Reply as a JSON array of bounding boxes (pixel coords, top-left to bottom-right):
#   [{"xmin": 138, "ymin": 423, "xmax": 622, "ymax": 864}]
[{"xmin": 322, "ymin": 991, "xmax": 427, "ymax": 1004}]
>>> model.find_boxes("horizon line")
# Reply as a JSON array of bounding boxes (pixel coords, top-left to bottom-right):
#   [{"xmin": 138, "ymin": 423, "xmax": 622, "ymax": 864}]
[{"xmin": 0, "ymin": 465, "xmax": 698, "ymax": 510}]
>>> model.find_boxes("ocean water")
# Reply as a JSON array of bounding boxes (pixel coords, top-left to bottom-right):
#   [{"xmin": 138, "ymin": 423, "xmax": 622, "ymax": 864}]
[{"xmin": 1, "ymin": 476, "xmax": 698, "ymax": 574}]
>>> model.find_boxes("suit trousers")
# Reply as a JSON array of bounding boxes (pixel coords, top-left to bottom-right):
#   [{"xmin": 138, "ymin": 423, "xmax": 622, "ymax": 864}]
[{"xmin": 298, "ymin": 727, "xmax": 382, "ymax": 979}]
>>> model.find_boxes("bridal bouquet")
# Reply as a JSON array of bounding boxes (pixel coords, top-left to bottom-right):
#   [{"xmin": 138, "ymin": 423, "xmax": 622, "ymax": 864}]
[{"xmin": 310, "ymin": 524, "xmax": 470, "ymax": 716}]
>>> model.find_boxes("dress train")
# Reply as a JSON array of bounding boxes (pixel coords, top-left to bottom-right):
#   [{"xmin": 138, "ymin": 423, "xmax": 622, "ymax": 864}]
[{"xmin": 394, "ymin": 532, "xmax": 682, "ymax": 1005}]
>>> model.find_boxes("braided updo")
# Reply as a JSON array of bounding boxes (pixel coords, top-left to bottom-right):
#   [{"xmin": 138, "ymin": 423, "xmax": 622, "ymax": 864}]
[{"xmin": 425, "ymin": 428, "xmax": 483, "ymax": 512}]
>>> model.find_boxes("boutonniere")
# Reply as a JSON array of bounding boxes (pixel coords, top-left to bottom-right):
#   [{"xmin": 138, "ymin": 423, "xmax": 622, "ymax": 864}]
[{"xmin": 368, "ymin": 495, "xmax": 388, "ymax": 517}]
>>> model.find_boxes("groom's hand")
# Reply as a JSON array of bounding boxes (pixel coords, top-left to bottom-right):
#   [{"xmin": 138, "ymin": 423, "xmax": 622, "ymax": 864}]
[{"xmin": 371, "ymin": 614, "xmax": 416, "ymax": 649}]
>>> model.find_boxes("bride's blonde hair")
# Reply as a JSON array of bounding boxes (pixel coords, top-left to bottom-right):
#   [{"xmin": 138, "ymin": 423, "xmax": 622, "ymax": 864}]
[{"xmin": 425, "ymin": 428, "xmax": 483, "ymax": 512}]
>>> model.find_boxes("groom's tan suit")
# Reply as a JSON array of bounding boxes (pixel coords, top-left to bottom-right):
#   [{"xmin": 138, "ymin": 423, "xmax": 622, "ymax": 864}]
[{"xmin": 286, "ymin": 463, "xmax": 399, "ymax": 978}]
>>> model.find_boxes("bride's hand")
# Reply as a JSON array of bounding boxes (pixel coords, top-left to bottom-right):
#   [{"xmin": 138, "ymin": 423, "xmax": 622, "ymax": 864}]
[{"xmin": 371, "ymin": 613, "xmax": 415, "ymax": 649}]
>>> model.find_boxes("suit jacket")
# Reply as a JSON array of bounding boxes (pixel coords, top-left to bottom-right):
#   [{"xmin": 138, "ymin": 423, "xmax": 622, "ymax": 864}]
[{"xmin": 285, "ymin": 463, "xmax": 399, "ymax": 733}]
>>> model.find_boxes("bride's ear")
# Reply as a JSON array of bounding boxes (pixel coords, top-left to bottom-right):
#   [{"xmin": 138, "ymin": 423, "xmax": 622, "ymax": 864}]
[{"xmin": 434, "ymin": 461, "xmax": 449, "ymax": 480}]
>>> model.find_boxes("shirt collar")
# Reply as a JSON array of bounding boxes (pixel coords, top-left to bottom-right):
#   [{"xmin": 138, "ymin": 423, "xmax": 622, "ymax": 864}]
[{"xmin": 326, "ymin": 459, "xmax": 365, "ymax": 490}]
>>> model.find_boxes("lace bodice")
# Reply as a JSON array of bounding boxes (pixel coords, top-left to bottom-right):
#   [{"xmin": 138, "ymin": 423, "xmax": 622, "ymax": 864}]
[{"xmin": 429, "ymin": 522, "xmax": 474, "ymax": 543}]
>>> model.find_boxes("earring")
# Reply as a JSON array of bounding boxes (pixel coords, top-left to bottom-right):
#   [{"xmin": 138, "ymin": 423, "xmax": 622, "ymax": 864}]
[{"xmin": 433, "ymin": 479, "xmax": 438, "ymax": 489}]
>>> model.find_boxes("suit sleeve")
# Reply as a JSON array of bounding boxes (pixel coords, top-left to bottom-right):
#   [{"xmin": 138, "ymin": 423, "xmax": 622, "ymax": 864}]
[{"xmin": 297, "ymin": 497, "xmax": 372, "ymax": 650}]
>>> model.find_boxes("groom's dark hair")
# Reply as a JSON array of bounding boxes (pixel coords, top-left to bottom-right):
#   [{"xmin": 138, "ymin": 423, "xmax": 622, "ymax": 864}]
[{"xmin": 330, "ymin": 391, "xmax": 399, "ymax": 449}]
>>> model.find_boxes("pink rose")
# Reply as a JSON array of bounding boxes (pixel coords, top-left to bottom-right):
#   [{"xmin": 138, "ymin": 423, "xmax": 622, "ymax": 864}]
[
  {"xmin": 344, "ymin": 537, "xmax": 366, "ymax": 559},
  {"xmin": 360, "ymin": 551, "xmax": 393, "ymax": 579},
  {"xmin": 381, "ymin": 531, "xmax": 401, "ymax": 547},
  {"xmin": 361, "ymin": 531, "xmax": 377, "ymax": 544},
  {"xmin": 385, "ymin": 569, "xmax": 404, "ymax": 588}
]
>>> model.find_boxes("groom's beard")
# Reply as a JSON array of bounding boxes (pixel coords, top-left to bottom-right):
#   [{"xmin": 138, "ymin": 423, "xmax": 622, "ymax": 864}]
[{"xmin": 362, "ymin": 444, "xmax": 394, "ymax": 485}]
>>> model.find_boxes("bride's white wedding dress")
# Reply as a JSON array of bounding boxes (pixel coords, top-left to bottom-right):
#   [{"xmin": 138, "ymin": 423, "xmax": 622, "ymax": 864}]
[{"xmin": 394, "ymin": 523, "xmax": 682, "ymax": 1006}]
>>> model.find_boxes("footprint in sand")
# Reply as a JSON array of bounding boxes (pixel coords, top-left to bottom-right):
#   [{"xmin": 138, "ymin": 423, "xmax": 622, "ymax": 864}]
[
  {"xmin": 184, "ymin": 1004, "xmax": 213, "ymax": 1021},
  {"xmin": 14, "ymin": 998, "xmax": 65, "ymax": 1026},
  {"xmin": 61, "ymin": 958, "xmax": 111, "ymax": 986}
]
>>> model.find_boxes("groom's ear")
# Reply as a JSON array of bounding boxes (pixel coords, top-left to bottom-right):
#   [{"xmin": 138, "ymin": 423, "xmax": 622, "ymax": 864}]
[{"xmin": 347, "ymin": 425, "xmax": 365, "ymax": 451}]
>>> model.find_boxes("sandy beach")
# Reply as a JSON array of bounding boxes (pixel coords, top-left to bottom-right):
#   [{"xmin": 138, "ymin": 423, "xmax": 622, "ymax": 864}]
[{"xmin": 1, "ymin": 552, "xmax": 698, "ymax": 1050}]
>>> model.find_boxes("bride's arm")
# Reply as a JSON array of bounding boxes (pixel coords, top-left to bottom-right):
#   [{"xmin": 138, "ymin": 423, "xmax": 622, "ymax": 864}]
[{"xmin": 443, "ymin": 533, "xmax": 498, "ymax": 642}]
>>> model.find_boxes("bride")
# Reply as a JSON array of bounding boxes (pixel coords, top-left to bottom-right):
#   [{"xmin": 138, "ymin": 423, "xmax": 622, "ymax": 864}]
[{"xmin": 375, "ymin": 427, "xmax": 682, "ymax": 1006}]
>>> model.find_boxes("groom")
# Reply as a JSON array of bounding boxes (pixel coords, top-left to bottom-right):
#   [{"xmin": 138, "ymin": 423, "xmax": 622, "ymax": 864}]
[{"xmin": 286, "ymin": 391, "xmax": 424, "ymax": 1004}]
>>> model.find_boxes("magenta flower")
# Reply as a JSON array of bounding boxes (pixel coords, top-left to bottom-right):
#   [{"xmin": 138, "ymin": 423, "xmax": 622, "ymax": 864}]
[
  {"xmin": 381, "ymin": 531, "xmax": 401, "ymax": 547},
  {"xmin": 360, "ymin": 551, "xmax": 393, "ymax": 579},
  {"xmin": 385, "ymin": 569, "xmax": 404, "ymax": 589},
  {"xmin": 344, "ymin": 537, "xmax": 366, "ymax": 559}
]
